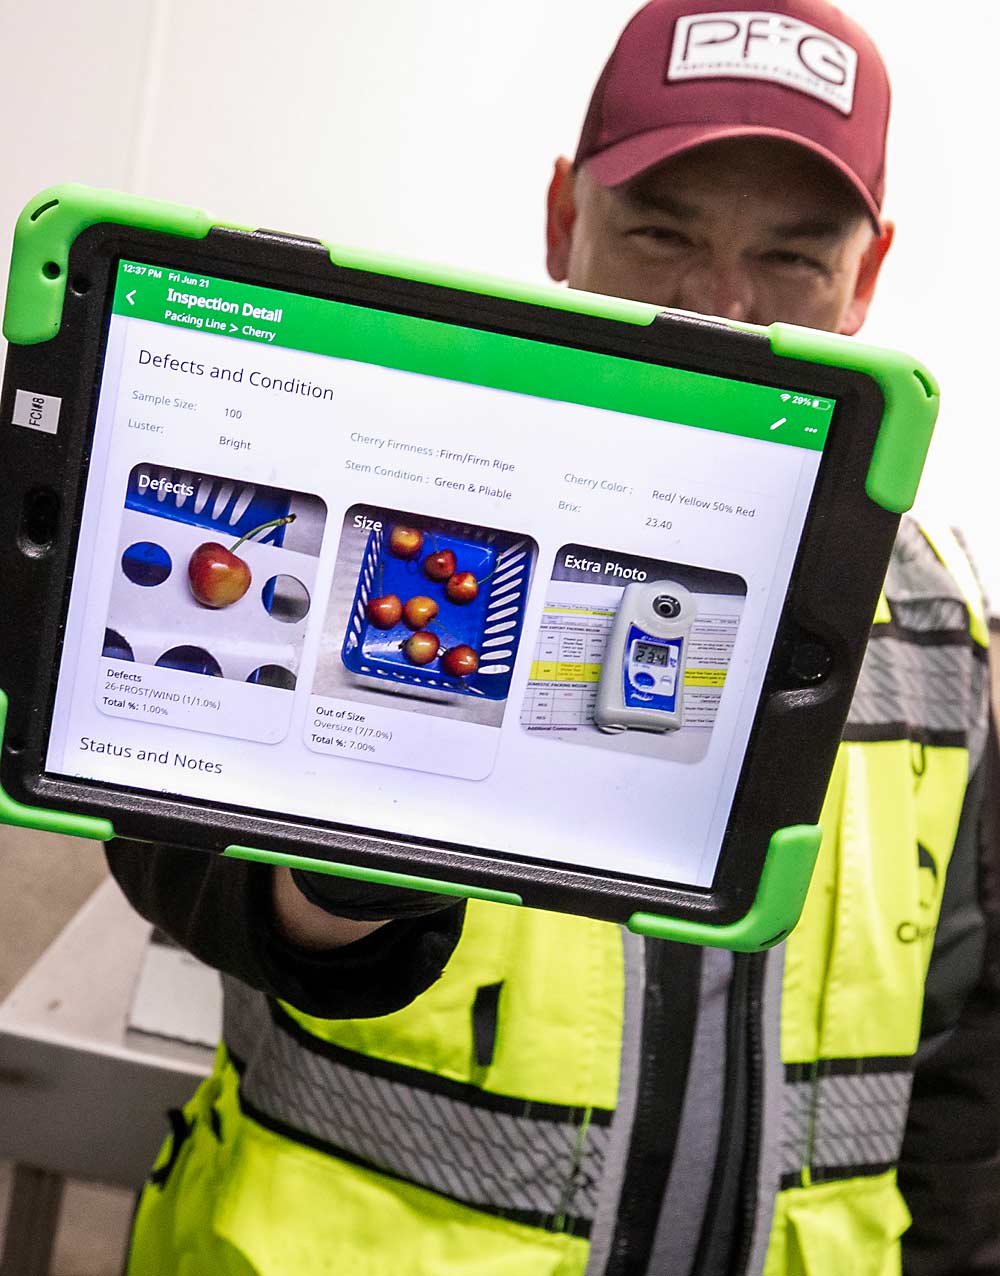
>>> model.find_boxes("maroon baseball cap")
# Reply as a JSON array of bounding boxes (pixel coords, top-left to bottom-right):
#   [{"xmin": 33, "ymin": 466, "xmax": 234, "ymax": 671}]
[{"xmin": 574, "ymin": 0, "xmax": 890, "ymax": 224}]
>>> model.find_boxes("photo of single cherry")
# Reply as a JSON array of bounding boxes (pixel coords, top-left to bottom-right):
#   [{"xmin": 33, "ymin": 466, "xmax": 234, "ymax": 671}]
[
  {"xmin": 188, "ymin": 514, "xmax": 296, "ymax": 609},
  {"xmin": 403, "ymin": 631, "xmax": 440, "ymax": 665},
  {"xmin": 403, "ymin": 595, "xmax": 439, "ymax": 629},
  {"xmin": 389, "ymin": 525, "xmax": 424, "ymax": 559},
  {"xmin": 109, "ymin": 466, "xmax": 326, "ymax": 713}
]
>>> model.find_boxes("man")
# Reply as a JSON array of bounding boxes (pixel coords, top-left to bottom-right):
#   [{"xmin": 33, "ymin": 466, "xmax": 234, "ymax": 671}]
[{"xmin": 107, "ymin": 1, "xmax": 1000, "ymax": 1272}]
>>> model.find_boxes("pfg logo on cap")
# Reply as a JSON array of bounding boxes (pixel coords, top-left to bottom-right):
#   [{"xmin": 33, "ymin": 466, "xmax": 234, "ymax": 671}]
[{"xmin": 668, "ymin": 11, "xmax": 858, "ymax": 114}]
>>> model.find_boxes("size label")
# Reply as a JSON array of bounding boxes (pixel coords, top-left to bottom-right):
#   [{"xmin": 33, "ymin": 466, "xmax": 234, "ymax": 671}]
[{"xmin": 12, "ymin": 389, "xmax": 61, "ymax": 435}]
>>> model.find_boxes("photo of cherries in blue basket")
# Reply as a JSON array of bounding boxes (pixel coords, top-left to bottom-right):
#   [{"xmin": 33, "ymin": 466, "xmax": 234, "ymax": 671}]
[
  {"xmin": 366, "ymin": 525, "xmax": 495, "ymax": 678},
  {"xmin": 341, "ymin": 507, "xmax": 534, "ymax": 700}
]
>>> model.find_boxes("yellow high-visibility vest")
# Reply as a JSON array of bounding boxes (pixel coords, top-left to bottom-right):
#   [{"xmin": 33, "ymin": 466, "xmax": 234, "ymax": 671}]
[{"xmin": 127, "ymin": 517, "xmax": 990, "ymax": 1276}]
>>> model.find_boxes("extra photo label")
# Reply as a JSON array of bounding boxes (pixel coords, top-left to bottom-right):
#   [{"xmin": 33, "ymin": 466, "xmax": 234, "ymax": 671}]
[
  {"xmin": 12, "ymin": 388, "xmax": 61, "ymax": 435},
  {"xmin": 667, "ymin": 11, "xmax": 858, "ymax": 115}
]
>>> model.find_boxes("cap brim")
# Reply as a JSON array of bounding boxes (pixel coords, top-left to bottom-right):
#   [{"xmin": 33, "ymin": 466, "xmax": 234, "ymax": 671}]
[{"xmin": 584, "ymin": 123, "xmax": 882, "ymax": 228}]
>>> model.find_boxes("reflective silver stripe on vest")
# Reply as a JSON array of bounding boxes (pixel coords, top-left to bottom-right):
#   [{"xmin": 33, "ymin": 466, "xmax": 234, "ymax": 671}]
[
  {"xmin": 888, "ymin": 594, "xmax": 969, "ymax": 634},
  {"xmin": 846, "ymin": 636, "xmax": 984, "ymax": 745},
  {"xmin": 885, "ymin": 517, "xmax": 973, "ymax": 629},
  {"xmin": 780, "ymin": 1068, "xmax": 813, "ymax": 1177},
  {"xmin": 809, "ymin": 1070, "xmax": 914, "ymax": 1175},
  {"xmin": 845, "ymin": 515, "xmax": 989, "ymax": 762},
  {"xmin": 585, "ymin": 927, "xmax": 645, "ymax": 1275},
  {"xmin": 222, "ymin": 975, "xmax": 612, "ymax": 1234},
  {"xmin": 780, "ymin": 1060, "xmax": 914, "ymax": 1188}
]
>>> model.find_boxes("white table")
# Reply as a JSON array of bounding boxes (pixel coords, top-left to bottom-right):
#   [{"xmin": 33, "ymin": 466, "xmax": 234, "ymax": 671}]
[{"xmin": 0, "ymin": 879, "xmax": 216, "ymax": 1274}]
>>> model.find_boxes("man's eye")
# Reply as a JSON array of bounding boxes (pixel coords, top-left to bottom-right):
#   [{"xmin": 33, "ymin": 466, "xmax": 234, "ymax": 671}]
[
  {"xmin": 761, "ymin": 249, "xmax": 828, "ymax": 274},
  {"xmin": 626, "ymin": 226, "xmax": 692, "ymax": 248}
]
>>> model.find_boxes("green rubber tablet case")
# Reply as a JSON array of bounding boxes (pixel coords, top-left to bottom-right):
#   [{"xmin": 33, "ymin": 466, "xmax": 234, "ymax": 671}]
[{"xmin": 0, "ymin": 185, "xmax": 940, "ymax": 950}]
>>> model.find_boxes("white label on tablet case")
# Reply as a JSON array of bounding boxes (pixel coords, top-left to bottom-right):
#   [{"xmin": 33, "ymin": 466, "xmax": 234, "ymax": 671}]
[
  {"xmin": 668, "ymin": 12, "xmax": 858, "ymax": 115},
  {"xmin": 12, "ymin": 389, "xmax": 61, "ymax": 435}
]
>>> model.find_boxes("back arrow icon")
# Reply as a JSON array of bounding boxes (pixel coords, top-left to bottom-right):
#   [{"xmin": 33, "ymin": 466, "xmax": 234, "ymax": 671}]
[{"xmin": 126, "ymin": 289, "xmax": 136, "ymax": 305}]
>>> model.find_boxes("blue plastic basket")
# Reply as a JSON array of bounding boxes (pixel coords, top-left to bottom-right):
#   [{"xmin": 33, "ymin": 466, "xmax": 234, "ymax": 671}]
[{"xmin": 342, "ymin": 521, "xmax": 533, "ymax": 699}]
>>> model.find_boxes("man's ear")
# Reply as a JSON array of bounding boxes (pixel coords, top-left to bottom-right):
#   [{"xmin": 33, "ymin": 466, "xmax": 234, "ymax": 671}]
[
  {"xmin": 546, "ymin": 156, "xmax": 577, "ymax": 282},
  {"xmin": 838, "ymin": 220, "xmax": 895, "ymax": 335}
]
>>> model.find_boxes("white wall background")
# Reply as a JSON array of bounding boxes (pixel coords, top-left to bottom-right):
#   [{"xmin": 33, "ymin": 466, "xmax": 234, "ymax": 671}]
[{"xmin": 1, "ymin": 1, "xmax": 997, "ymax": 604}]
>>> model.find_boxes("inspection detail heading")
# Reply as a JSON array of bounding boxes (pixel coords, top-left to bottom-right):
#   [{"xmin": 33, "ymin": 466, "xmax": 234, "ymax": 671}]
[{"xmin": 114, "ymin": 259, "xmax": 834, "ymax": 451}]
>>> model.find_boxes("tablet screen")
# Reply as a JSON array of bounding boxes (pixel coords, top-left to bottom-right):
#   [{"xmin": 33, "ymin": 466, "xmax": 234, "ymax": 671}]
[{"xmin": 44, "ymin": 259, "xmax": 834, "ymax": 889}]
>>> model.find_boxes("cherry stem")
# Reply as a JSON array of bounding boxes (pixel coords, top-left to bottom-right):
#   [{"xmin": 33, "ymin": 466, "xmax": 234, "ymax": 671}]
[
  {"xmin": 231, "ymin": 513, "xmax": 296, "ymax": 554},
  {"xmin": 428, "ymin": 620, "xmax": 461, "ymax": 646}
]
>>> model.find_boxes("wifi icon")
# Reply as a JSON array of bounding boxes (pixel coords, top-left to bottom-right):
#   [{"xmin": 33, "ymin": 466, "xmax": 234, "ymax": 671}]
[{"xmin": 780, "ymin": 393, "xmax": 791, "ymax": 402}]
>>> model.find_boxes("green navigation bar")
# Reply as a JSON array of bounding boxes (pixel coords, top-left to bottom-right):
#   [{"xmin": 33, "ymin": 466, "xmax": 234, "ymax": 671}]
[{"xmin": 112, "ymin": 260, "xmax": 834, "ymax": 451}]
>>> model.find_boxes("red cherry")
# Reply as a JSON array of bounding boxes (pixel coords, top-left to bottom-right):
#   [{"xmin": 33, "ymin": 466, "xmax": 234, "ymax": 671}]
[
  {"xmin": 389, "ymin": 526, "xmax": 424, "ymax": 559},
  {"xmin": 366, "ymin": 594, "xmax": 403, "ymax": 629},
  {"xmin": 423, "ymin": 548, "xmax": 457, "ymax": 582},
  {"xmin": 445, "ymin": 571, "xmax": 478, "ymax": 604},
  {"xmin": 441, "ymin": 645, "xmax": 479, "ymax": 677},
  {"xmin": 403, "ymin": 631, "xmax": 440, "ymax": 665},
  {"xmin": 188, "ymin": 542, "xmax": 252, "ymax": 608},
  {"xmin": 403, "ymin": 595, "xmax": 439, "ymax": 629}
]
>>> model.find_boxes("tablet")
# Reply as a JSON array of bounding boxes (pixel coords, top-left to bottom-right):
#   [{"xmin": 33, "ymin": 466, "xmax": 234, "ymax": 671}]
[{"xmin": 0, "ymin": 185, "xmax": 938, "ymax": 950}]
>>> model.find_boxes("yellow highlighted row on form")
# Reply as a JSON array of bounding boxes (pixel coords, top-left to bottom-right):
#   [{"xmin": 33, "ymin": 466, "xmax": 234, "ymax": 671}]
[
  {"xmin": 529, "ymin": 662, "xmax": 726, "ymax": 687},
  {"xmin": 530, "ymin": 662, "xmax": 603, "ymax": 683}
]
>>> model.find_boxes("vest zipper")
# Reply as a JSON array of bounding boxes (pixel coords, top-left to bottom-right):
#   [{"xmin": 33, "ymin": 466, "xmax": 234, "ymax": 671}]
[
  {"xmin": 689, "ymin": 952, "xmax": 765, "ymax": 1276},
  {"xmin": 603, "ymin": 939, "xmax": 702, "ymax": 1275},
  {"xmin": 733, "ymin": 952, "xmax": 766, "ymax": 1276}
]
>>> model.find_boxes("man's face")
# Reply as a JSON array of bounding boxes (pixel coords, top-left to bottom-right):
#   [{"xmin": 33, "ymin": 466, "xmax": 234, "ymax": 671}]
[{"xmin": 546, "ymin": 137, "xmax": 892, "ymax": 334}]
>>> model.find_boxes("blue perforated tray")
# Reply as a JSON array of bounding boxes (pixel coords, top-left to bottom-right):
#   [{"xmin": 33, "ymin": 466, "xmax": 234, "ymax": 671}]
[{"xmin": 125, "ymin": 465, "xmax": 293, "ymax": 545}]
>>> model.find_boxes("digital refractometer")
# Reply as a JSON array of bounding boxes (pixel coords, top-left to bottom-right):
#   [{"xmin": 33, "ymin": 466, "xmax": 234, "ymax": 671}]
[{"xmin": 594, "ymin": 580, "xmax": 697, "ymax": 734}]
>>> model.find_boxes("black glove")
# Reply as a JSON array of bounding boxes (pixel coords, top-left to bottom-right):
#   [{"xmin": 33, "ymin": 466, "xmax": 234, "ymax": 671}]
[{"xmin": 289, "ymin": 866, "xmax": 460, "ymax": 921}]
